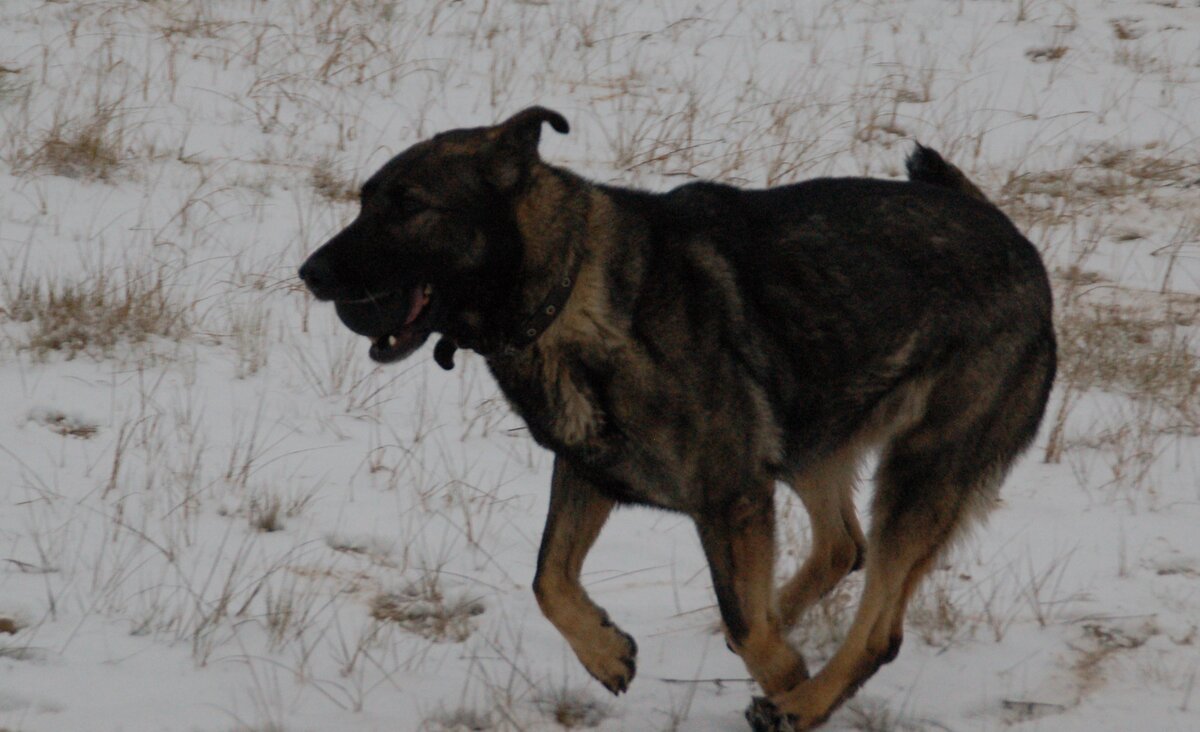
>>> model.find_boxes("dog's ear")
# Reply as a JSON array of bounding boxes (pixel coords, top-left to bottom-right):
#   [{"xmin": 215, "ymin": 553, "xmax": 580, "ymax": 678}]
[
  {"xmin": 494, "ymin": 106, "xmax": 569, "ymax": 153},
  {"xmin": 487, "ymin": 106, "xmax": 569, "ymax": 190}
]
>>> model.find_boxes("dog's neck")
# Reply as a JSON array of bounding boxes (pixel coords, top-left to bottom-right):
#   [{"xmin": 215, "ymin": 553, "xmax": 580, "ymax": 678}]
[
  {"xmin": 498, "ymin": 238, "xmax": 583, "ymax": 356},
  {"xmin": 438, "ymin": 168, "xmax": 588, "ymax": 368},
  {"xmin": 503, "ymin": 166, "xmax": 589, "ymax": 349}
]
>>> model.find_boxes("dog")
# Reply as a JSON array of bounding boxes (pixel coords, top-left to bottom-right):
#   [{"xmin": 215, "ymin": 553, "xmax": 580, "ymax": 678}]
[{"xmin": 299, "ymin": 107, "xmax": 1056, "ymax": 730}]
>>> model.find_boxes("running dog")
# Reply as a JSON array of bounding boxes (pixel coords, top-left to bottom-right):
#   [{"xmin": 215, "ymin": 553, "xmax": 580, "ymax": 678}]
[{"xmin": 299, "ymin": 107, "xmax": 1056, "ymax": 730}]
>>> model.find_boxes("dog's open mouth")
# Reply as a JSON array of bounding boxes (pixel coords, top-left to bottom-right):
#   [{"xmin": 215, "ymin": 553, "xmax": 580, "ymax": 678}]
[
  {"xmin": 368, "ymin": 284, "xmax": 432, "ymax": 363},
  {"xmin": 335, "ymin": 284, "xmax": 435, "ymax": 364}
]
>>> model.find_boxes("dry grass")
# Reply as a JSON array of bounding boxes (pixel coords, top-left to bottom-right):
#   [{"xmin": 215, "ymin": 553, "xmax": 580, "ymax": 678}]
[
  {"xmin": 1001, "ymin": 145, "xmax": 1196, "ymax": 215},
  {"xmin": 1109, "ymin": 19, "xmax": 1144, "ymax": 41},
  {"xmin": 1081, "ymin": 143, "xmax": 1197, "ymax": 187},
  {"xmin": 369, "ymin": 577, "xmax": 485, "ymax": 642},
  {"xmin": 0, "ymin": 64, "xmax": 26, "ymax": 103},
  {"xmin": 228, "ymin": 303, "xmax": 273, "ymax": 378},
  {"xmin": 3, "ymin": 271, "xmax": 191, "ymax": 360},
  {"xmin": 1026, "ymin": 45, "xmax": 1069, "ymax": 62},
  {"xmin": 790, "ymin": 577, "xmax": 858, "ymax": 658},
  {"xmin": 15, "ymin": 103, "xmax": 130, "ymax": 180},
  {"xmin": 28, "ymin": 408, "xmax": 99, "ymax": 439},
  {"xmin": 420, "ymin": 708, "xmax": 493, "ymax": 731},
  {"xmin": 1068, "ymin": 621, "xmax": 1157, "ymax": 704},
  {"xmin": 533, "ymin": 687, "xmax": 610, "ymax": 729},
  {"xmin": 249, "ymin": 495, "xmax": 284, "ymax": 532},
  {"xmin": 311, "ymin": 158, "xmax": 359, "ymax": 203},
  {"xmin": 1055, "ymin": 302, "xmax": 1200, "ymax": 415},
  {"xmin": 1045, "ymin": 289, "xmax": 1199, "ymax": 467},
  {"xmin": 907, "ymin": 566, "xmax": 967, "ymax": 648}
]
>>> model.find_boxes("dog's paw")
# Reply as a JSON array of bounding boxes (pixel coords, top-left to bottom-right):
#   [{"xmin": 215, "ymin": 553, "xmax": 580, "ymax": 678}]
[
  {"xmin": 576, "ymin": 623, "xmax": 637, "ymax": 695},
  {"xmin": 745, "ymin": 696, "xmax": 798, "ymax": 732}
]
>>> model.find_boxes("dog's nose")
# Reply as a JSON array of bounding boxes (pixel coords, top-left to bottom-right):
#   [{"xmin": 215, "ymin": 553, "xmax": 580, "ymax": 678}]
[{"xmin": 298, "ymin": 257, "xmax": 335, "ymax": 298}]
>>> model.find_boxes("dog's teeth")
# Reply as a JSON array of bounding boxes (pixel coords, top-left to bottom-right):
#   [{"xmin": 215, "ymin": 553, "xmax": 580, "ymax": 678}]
[
  {"xmin": 387, "ymin": 335, "xmax": 398, "ymax": 348},
  {"xmin": 424, "ymin": 284, "xmax": 433, "ymax": 296}
]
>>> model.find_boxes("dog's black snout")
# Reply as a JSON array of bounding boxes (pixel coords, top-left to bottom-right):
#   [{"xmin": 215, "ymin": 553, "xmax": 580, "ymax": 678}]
[{"xmin": 298, "ymin": 256, "xmax": 336, "ymax": 298}]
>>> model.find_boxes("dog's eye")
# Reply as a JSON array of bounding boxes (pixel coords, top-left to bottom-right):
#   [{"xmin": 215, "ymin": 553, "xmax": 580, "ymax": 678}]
[
  {"xmin": 397, "ymin": 197, "xmax": 425, "ymax": 218},
  {"xmin": 394, "ymin": 191, "xmax": 428, "ymax": 218}
]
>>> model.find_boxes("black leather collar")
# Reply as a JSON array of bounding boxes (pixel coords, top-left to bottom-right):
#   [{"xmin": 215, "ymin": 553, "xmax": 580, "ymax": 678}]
[
  {"xmin": 433, "ymin": 251, "xmax": 582, "ymax": 370},
  {"xmin": 501, "ymin": 255, "xmax": 581, "ymax": 356}
]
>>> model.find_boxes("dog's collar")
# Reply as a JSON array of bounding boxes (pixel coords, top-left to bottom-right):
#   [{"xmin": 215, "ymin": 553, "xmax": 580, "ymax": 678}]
[
  {"xmin": 503, "ymin": 258, "xmax": 581, "ymax": 354},
  {"xmin": 432, "ymin": 251, "xmax": 582, "ymax": 370},
  {"xmin": 500, "ymin": 250, "xmax": 583, "ymax": 357}
]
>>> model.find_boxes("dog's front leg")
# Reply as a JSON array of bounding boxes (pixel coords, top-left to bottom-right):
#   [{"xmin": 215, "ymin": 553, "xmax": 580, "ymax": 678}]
[{"xmin": 533, "ymin": 457, "xmax": 637, "ymax": 694}]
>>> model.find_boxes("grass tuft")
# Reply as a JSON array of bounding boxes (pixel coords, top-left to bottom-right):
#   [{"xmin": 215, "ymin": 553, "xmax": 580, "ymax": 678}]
[
  {"xmin": 311, "ymin": 157, "xmax": 359, "ymax": 203},
  {"xmin": 1056, "ymin": 303, "xmax": 1200, "ymax": 413},
  {"xmin": 1026, "ymin": 46, "xmax": 1068, "ymax": 62},
  {"xmin": 533, "ymin": 687, "xmax": 610, "ymax": 729},
  {"xmin": 18, "ymin": 103, "xmax": 130, "ymax": 180},
  {"xmin": 0, "ymin": 64, "xmax": 27, "ymax": 104},
  {"xmin": 369, "ymin": 578, "xmax": 485, "ymax": 642},
  {"xmin": 421, "ymin": 707, "xmax": 493, "ymax": 731},
  {"xmin": 28, "ymin": 407, "xmax": 99, "ymax": 439},
  {"xmin": 4, "ymin": 271, "xmax": 190, "ymax": 360}
]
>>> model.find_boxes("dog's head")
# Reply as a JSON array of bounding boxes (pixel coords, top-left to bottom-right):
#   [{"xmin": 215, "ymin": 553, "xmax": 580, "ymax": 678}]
[{"xmin": 298, "ymin": 106, "xmax": 570, "ymax": 364}]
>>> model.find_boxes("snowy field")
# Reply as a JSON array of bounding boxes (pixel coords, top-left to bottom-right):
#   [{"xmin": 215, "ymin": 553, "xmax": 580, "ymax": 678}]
[{"xmin": 1, "ymin": 0, "xmax": 1199, "ymax": 730}]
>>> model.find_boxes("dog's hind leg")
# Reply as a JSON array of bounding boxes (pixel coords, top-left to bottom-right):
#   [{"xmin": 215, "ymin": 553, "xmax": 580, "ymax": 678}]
[
  {"xmin": 777, "ymin": 447, "xmax": 866, "ymax": 628},
  {"xmin": 768, "ymin": 453, "xmax": 974, "ymax": 724},
  {"xmin": 769, "ymin": 341, "xmax": 1054, "ymax": 729},
  {"xmin": 764, "ymin": 440, "xmax": 980, "ymax": 729},
  {"xmin": 696, "ymin": 488, "xmax": 810, "ymax": 700},
  {"xmin": 533, "ymin": 457, "xmax": 637, "ymax": 695}
]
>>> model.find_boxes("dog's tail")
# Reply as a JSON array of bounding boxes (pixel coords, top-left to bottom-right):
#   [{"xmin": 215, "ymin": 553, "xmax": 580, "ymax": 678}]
[{"xmin": 905, "ymin": 143, "xmax": 989, "ymax": 204}]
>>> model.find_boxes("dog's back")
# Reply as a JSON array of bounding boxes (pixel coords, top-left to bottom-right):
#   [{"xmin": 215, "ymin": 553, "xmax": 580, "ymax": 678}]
[{"xmin": 629, "ymin": 160, "xmax": 1053, "ymax": 471}]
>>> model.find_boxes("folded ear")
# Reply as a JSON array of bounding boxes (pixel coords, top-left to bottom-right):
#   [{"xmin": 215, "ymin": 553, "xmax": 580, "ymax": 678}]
[
  {"xmin": 487, "ymin": 106, "xmax": 569, "ymax": 190},
  {"xmin": 495, "ymin": 106, "xmax": 569, "ymax": 151}
]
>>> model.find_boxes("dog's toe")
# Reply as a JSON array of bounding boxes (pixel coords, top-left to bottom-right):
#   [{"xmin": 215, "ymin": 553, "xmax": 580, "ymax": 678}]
[
  {"xmin": 582, "ymin": 625, "xmax": 637, "ymax": 695},
  {"xmin": 745, "ymin": 696, "xmax": 797, "ymax": 732},
  {"xmin": 595, "ymin": 654, "xmax": 636, "ymax": 695}
]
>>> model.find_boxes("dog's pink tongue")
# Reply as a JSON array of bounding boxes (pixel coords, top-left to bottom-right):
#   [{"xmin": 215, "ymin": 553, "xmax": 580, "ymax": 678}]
[{"xmin": 405, "ymin": 285, "xmax": 430, "ymax": 325}]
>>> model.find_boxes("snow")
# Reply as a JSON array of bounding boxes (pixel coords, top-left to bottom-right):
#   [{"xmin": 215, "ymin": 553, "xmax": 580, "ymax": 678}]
[{"xmin": 1, "ymin": 0, "xmax": 1198, "ymax": 730}]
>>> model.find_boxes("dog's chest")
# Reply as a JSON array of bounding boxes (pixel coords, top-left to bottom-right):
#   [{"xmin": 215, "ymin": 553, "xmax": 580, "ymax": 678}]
[
  {"xmin": 492, "ymin": 346, "xmax": 707, "ymax": 510},
  {"xmin": 493, "ymin": 346, "xmax": 610, "ymax": 450},
  {"xmin": 538, "ymin": 351, "xmax": 606, "ymax": 445}
]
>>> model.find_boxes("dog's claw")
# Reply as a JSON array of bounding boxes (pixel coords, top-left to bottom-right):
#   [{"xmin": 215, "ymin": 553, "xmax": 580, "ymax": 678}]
[
  {"xmin": 615, "ymin": 653, "xmax": 636, "ymax": 694},
  {"xmin": 746, "ymin": 696, "xmax": 798, "ymax": 732},
  {"xmin": 584, "ymin": 625, "xmax": 637, "ymax": 695},
  {"xmin": 597, "ymin": 654, "xmax": 635, "ymax": 695},
  {"xmin": 602, "ymin": 660, "xmax": 635, "ymax": 695}
]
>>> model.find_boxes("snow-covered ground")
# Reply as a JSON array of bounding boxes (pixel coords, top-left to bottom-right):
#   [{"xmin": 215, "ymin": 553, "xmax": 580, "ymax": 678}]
[{"xmin": 1, "ymin": 1, "xmax": 1198, "ymax": 730}]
